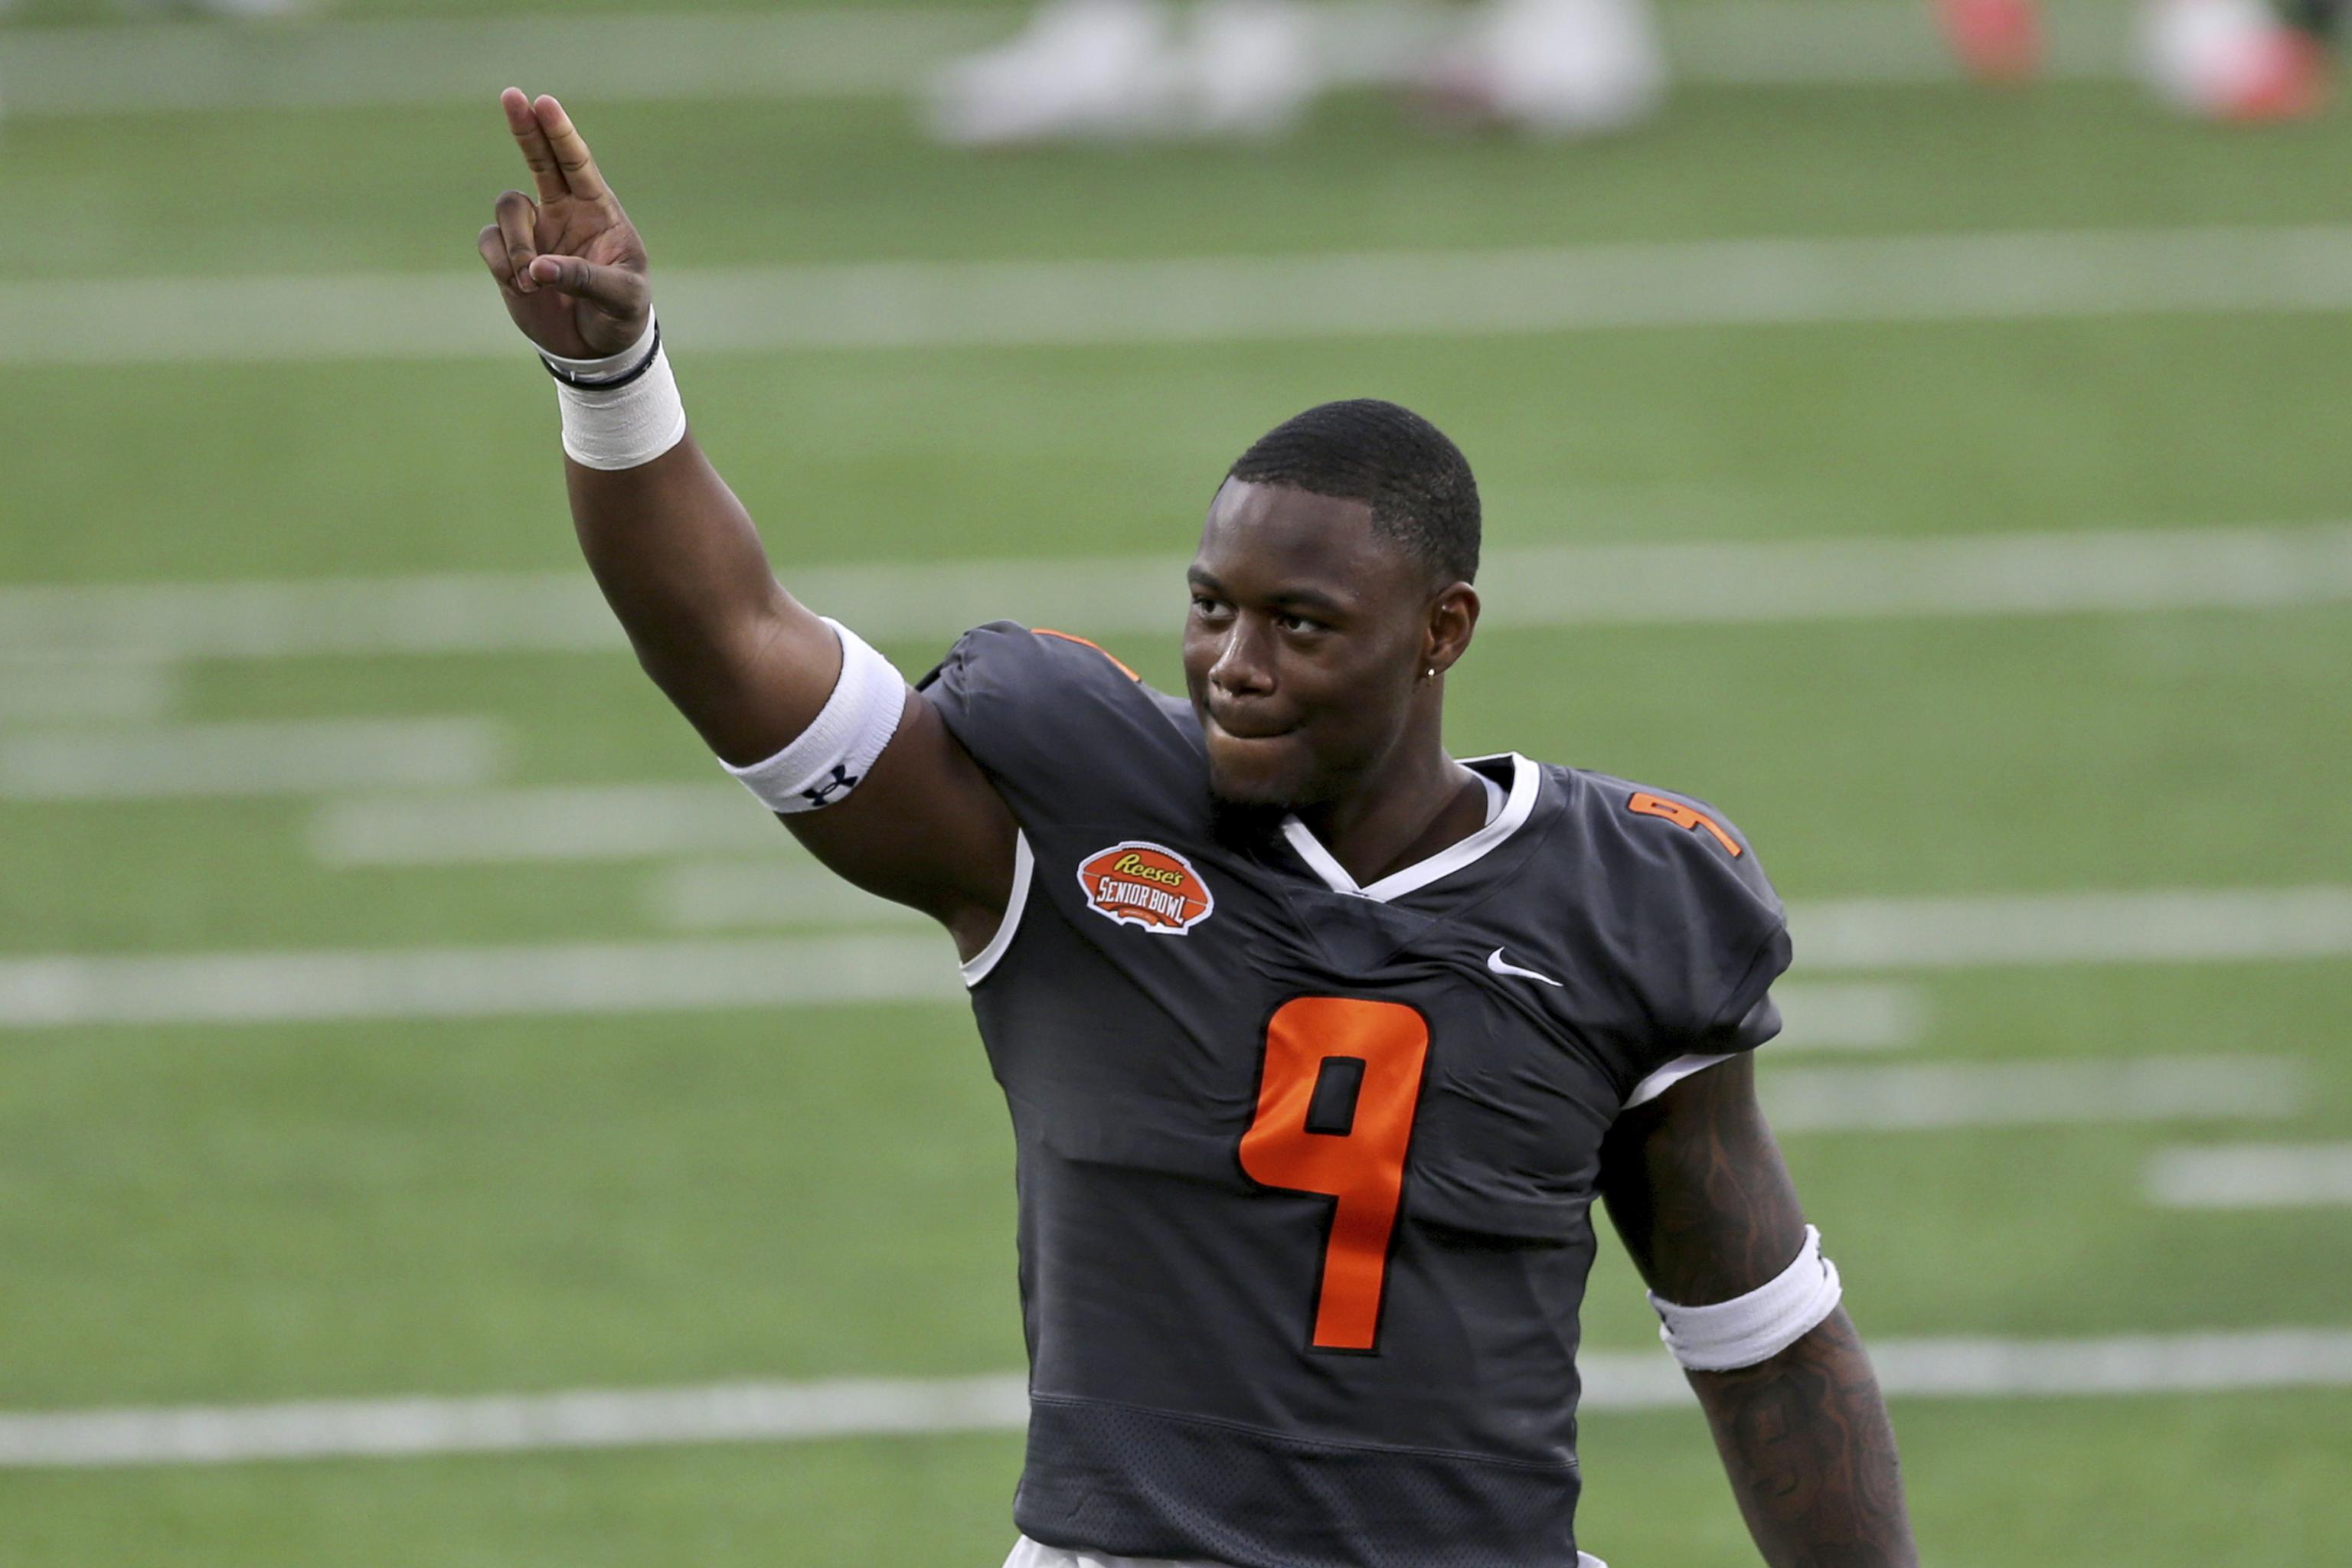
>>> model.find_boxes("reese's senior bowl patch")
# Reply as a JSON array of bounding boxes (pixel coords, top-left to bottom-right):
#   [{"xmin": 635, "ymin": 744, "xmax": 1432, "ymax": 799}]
[{"xmin": 1078, "ymin": 841, "xmax": 1215, "ymax": 934}]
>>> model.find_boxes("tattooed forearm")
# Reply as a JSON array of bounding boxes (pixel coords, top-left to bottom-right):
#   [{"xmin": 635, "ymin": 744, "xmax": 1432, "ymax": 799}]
[
  {"xmin": 1688, "ymin": 1308, "xmax": 1917, "ymax": 1568},
  {"xmin": 1599, "ymin": 1055, "xmax": 1919, "ymax": 1566}
]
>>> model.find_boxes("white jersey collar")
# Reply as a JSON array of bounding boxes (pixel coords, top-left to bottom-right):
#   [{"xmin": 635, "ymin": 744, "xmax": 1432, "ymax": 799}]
[{"xmin": 1279, "ymin": 753, "xmax": 1539, "ymax": 903}]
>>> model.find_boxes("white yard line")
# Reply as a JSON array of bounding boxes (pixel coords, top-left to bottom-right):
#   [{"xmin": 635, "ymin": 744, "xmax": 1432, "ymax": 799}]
[
  {"xmin": 1762, "ymin": 1056, "xmax": 2302, "ymax": 1132},
  {"xmin": 0, "ymin": 888, "xmax": 2331, "ymax": 1030},
  {"xmin": 0, "ymin": 936, "xmax": 2291, "ymax": 1126},
  {"xmin": 4, "ymin": 1326, "xmax": 2345, "ymax": 1468},
  {"xmin": 0, "ymin": 1373, "xmax": 1034, "ymax": 1470},
  {"xmin": 1766, "ymin": 982, "xmax": 1924, "ymax": 1051},
  {"xmin": 0, "ymin": 718, "xmax": 508, "ymax": 800},
  {"xmin": 2147, "ymin": 1144, "xmax": 2352, "ymax": 1208},
  {"xmin": 1475, "ymin": 524, "xmax": 2352, "ymax": 625},
  {"xmin": 9, "ymin": 521, "xmax": 2352, "ymax": 663},
  {"xmin": 310, "ymin": 784, "xmax": 765, "ymax": 866},
  {"xmin": 14, "ymin": 227, "xmax": 2352, "ymax": 367},
  {"xmin": 0, "ymin": 658, "xmax": 178, "ymax": 724},
  {"xmin": 0, "ymin": 3, "xmax": 2147, "ymax": 122},
  {"xmin": 0, "ymin": 565, "xmax": 849, "ymax": 660},
  {"xmin": 1792, "ymin": 887, "xmax": 2352, "ymax": 969},
  {"xmin": 0, "ymin": 934, "xmax": 960, "ymax": 1028},
  {"xmin": 0, "ymin": 573, "xmax": 619, "ymax": 660},
  {"xmin": 1860, "ymin": 1327, "xmax": 2352, "ymax": 1396},
  {"xmin": 645, "ymin": 859, "xmax": 933, "ymax": 930}
]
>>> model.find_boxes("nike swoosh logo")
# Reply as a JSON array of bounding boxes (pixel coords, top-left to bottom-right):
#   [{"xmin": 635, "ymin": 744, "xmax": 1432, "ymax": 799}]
[{"xmin": 1486, "ymin": 948, "xmax": 1563, "ymax": 987}]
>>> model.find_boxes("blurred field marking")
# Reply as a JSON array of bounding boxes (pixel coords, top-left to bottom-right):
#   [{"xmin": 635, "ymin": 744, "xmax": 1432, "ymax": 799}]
[
  {"xmin": 1794, "ymin": 886, "xmax": 2352, "ymax": 969},
  {"xmin": 1764, "ymin": 1056, "xmax": 2301, "ymax": 1132},
  {"xmin": 1769, "ymin": 985, "xmax": 1920, "ymax": 1050},
  {"xmin": 0, "ymin": 935, "xmax": 962, "ymax": 1028},
  {"xmin": 310, "ymin": 782, "xmax": 764, "ymax": 865},
  {"xmin": 0, "ymin": 2, "xmax": 2152, "ymax": 120},
  {"xmin": 19, "ymin": 226, "xmax": 2352, "ymax": 365},
  {"xmin": 10, "ymin": 522, "xmax": 2352, "ymax": 665},
  {"xmin": 0, "ymin": 1373, "xmax": 1034, "ymax": 1470},
  {"xmin": 0, "ymin": 718, "xmax": 508, "ymax": 801},
  {"xmin": 2147, "ymin": 1144, "xmax": 2352, "ymax": 1208},
  {"xmin": 647, "ymin": 857, "xmax": 935, "ymax": 930},
  {"xmin": 0, "ymin": 658, "xmax": 179, "ymax": 724},
  {"xmin": 0, "ymin": 893, "xmax": 2333, "ymax": 1029},
  {"xmin": 0, "ymin": 934, "xmax": 2286, "ymax": 1119},
  {"xmin": 5, "ymin": 1326, "xmax": 2348, "ymax": 1468}
]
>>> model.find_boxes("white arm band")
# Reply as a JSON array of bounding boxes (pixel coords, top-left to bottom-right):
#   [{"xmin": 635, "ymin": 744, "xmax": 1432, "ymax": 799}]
[
  {"xmin": 1648, "ymin": 1224, "xmax": 1843, "ymax": 1372},
  {"xmin": 542, "ymin": 316, "xmax": 688, "ymax": 472},
  {"xmin": 721, "ymin": 619, "xmax": 906, "ymax": 814}
]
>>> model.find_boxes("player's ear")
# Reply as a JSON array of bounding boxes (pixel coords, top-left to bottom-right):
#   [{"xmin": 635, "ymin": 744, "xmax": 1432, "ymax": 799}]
[{"xmin": 1423, "ymin": 582, "xmax": 1479, "ymax": 680}]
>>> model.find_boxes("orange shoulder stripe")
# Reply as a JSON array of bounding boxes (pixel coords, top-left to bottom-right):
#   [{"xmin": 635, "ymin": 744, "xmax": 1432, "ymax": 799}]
[{"xmin": 1033, "ymin": 627, "xmax": 1141, "ymax": 681}]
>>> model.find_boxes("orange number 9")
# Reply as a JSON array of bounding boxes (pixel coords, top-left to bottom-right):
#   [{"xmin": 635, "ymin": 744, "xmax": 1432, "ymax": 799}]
[
  {"xmin": 1238, "ymin": 997, "xmax": 1431, "ymax": 1352},
  {"xmin": 1626, "ymin": 790, "xmax": 1743, "ymax": 858}
]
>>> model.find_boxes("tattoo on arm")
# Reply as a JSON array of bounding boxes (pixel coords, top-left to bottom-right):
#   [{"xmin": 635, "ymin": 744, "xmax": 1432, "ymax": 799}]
[
  {"xmin": 1599, "ymin": 1057, "xmax": 1919, "ymax": 1567},
  {"xmin": 1599, "ymin": 1051, "xmax": 1805, "ymax": 1305},
  {"xmin": 1688, "ymin": 1308, "xmax": 1918, "ymax": 1568}
]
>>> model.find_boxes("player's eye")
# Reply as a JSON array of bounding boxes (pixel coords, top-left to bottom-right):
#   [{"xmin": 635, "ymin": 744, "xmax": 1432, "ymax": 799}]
[
  {"xmin": 1191, "ymin": 595, "xmax": 1229, "ymax": 619},
  {"xmin": 1273, "ymin": 612, "xmax": 1322, "ymax": 634}
]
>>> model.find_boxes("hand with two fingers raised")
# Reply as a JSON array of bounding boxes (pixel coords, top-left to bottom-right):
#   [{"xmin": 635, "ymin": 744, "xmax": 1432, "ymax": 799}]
[{"xmin": 477, "ymin": 89, "xmax": 652, "ymax": 360}]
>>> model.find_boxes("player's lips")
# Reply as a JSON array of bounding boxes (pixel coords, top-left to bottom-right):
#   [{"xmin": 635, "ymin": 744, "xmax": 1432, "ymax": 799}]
[{"xmin": 1206, "ymin": 708, "xmax": 1298, "ymax": 740}]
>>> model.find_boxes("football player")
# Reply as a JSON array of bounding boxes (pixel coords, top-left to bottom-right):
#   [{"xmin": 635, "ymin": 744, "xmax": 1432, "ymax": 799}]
[
  {"xmin": 477, "ymin": 89, "xmax": 1920, "ymax": 1568},
  {"xmin": 923, "ymin": 0, "xmax": 1663, "ymax": 145}
]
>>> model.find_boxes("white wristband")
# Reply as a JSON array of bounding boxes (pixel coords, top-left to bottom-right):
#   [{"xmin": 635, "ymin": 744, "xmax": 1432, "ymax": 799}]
[
  {"xmin": 544, "ymin": 316, "xmax": 688, "ymax": 471},
  {"xmin": 721, "ymin": 619, "xmax": 906, "ymax": 814},
  {"xmin": 1649, "ymin": 1224, "xmax": 1844, "ymax": 1371}
]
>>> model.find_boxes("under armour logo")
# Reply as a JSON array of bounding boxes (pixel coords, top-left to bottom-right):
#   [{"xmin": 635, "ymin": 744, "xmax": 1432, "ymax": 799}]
[{"xmin": 801, "ymin": 764, "xmax": 860, "ymax": 806}]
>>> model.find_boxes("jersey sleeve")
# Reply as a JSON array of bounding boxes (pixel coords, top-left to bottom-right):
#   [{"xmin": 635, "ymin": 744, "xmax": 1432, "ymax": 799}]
[
  {"xmin": 916, "ymin": 620, "xmax": 1192, "ymax": 825},
  {"xmin": 1584, "ymin": 776, "xmax": 1792, "ymax": 1099}
]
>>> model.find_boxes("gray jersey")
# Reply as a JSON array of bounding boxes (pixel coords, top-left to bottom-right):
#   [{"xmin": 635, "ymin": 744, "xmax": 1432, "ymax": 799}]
[{"xmin": 919, "ymin": 623, "xmax": 1790, "ymax": 1568}]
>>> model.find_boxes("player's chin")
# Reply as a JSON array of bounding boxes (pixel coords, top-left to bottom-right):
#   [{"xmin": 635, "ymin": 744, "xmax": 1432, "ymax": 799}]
[{"xmin": 1203, "ymin": 729, "xmax": 1316, "ymax": 810}]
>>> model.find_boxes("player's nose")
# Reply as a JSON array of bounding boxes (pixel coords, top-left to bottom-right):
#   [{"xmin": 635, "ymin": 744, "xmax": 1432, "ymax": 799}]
[{"xmin": 1208, "ymin": 619, "xmax": 1276, "ymax": 697}]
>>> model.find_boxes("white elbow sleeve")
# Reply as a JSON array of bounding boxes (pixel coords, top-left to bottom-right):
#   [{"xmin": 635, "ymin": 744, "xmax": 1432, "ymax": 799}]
[
  {"xmin": 1648, "ymin": 1224, "xmax": 1843, "ymax": 1371},
  {"xmin": 722, "ymin": 619, "xmax": 906, "ymax": 813}
]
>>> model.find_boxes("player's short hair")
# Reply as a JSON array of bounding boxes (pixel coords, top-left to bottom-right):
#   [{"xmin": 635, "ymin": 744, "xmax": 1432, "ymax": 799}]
[{"xmin": 1228, "ymin": 400, "xmax": 1481, "ymax": 584}]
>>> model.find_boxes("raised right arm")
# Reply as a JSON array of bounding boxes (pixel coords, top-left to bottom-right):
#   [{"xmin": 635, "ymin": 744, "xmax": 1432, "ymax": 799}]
[{"xmin": 477, "ymin": 90, "xmax": 1016, "ymax": 955}]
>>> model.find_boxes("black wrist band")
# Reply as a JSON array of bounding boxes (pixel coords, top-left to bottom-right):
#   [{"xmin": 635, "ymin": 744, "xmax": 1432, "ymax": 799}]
[{"xmin": 540, "ymin": 321, "xmax": 663, "ymax": 391}]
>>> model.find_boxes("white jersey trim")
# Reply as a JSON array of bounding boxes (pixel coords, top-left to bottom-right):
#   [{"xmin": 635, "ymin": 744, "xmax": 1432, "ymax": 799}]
[
  {"xmin": 960, "ymin": 831, "xmax": 1034, "ymax": 988},
  {"xmin": 1279, "ymin": 752, "xmax": 1539, "ymax": 903},
  {"xmin": 1625, "ymin": 1050, "xmax": 1738, "ymax": 1109}
]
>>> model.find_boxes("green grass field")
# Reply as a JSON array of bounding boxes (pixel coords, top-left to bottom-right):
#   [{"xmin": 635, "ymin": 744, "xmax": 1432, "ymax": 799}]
[{"xmin": 3, "ymin": 3, "xmax": 2350, "ymax": 1564}]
